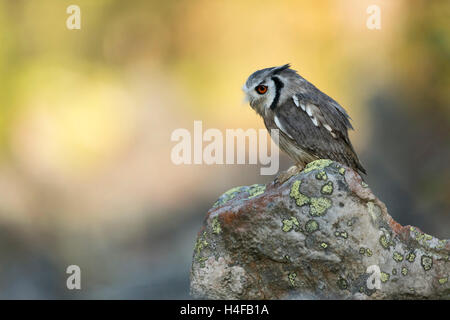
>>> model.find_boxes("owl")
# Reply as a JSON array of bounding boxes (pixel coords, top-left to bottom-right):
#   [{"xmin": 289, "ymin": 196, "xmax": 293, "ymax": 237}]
[{"xmin": 243, "ymin": 64, "xmax": 366, "ymax": 181}]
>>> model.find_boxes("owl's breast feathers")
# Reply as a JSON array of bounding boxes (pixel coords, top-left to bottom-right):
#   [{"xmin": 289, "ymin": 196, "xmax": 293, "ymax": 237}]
[{"xmin": 264, "ymin": 95, "xmax": 366, "ymax": 175}]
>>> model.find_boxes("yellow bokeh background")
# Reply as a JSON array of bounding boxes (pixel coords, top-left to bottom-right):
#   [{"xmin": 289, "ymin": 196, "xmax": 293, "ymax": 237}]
[{"xmin": 0, "ymin": 0, "xmax": 448, "ymax": 298}]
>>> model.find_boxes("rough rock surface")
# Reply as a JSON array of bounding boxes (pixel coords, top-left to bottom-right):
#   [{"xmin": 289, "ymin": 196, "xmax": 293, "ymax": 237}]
[{"xmin": 190, "ymin": 160, "xmax": 450, "ymax": 299}]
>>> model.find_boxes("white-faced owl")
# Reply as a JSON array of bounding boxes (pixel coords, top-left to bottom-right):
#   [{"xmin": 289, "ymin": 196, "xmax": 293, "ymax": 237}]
[{"xmin": 243, "ymin": 64, "xmax": 366, "ymax": 179}]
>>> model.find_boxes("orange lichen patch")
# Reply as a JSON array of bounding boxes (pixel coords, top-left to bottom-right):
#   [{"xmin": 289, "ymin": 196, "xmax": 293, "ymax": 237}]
[
  {"xmin": 389, "ymin": 222, "xmax": 411, "ymax": 242},
  {"xmin": 216, "ymin": 189, "xmax": 280, "ymax": 227},
  {"xmin": 345, "ymin": 168, "xmax": 375, "ymax": 202},
  {"xmin": 386, "ymin": 214, "xmax": 404, "ymax": 234},
  {"xmin": 220, "ymin": 210, "xmax": 238, "ymax": 225}
]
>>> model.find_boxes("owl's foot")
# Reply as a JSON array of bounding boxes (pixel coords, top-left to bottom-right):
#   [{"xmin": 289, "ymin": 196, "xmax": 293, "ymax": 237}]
[{"xmin": 275, "ymin": 165, "xmax": 304, "ymax": 185}]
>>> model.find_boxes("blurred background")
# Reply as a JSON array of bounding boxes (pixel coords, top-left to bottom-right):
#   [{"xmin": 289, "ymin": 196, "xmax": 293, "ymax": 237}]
[{"xmin": 0, "ymin": 0, "xmax": 448, "ymax": 298}]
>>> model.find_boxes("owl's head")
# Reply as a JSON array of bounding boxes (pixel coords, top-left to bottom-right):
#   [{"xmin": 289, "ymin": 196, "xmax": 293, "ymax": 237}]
[{"xmin": 243, "ymin": 64, "xmax": 302, "ymax": 115}]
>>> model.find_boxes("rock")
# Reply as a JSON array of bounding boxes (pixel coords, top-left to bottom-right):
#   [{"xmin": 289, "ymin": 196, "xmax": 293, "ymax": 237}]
[{"xmin": 190, "ymin": 160, "xmax": 450, "ymax": 299}]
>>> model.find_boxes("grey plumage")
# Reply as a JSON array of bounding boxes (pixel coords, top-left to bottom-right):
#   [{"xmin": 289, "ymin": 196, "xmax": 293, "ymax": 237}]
[{"xmin": 243, "ymin": 64, "xmax": 366, "ymax": 175}]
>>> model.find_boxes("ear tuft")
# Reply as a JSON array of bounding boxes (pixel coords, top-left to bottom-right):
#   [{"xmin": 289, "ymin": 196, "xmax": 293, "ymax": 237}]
[{"xmin": 272, "ymin": 64, "xmax": 291, "ymax": 74}]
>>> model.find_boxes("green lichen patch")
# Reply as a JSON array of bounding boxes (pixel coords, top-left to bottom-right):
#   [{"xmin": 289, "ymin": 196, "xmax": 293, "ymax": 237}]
[
  {"xmin": 211, "ymin": 217, "xmax": 222, "ymax": 234},
  {"xmin": 416, "ymin": 233, "xmax": 429, "ymax": 242},
  {"xmin": 282, "ymin": 217, "xmax": 300, "ymax": 232},
  {"xmin": 197, "ymin": 256, "xmax": 208, "ymax": 266},
  {"xmin": 321, "ymin": 181, "xmax": 334, "ymax": 195},
  {"xmin": 393, "ymin": 252, "xmax": 404, "ymax": 262},
  {"xmin": 406, "ymin": 252, "xmax": 416, "ymax": 263},
  {"xmin": 366, "ymin": 248, "xmax": 373, "ymax": 257},
  {"xmin": 340, "ymin": 232, "xmax": 348, "ymax": 239},
  {"xmin": 290, "ymin": 180, "xmax": 332, "ymax": 216},
  {"xmin": 195, "ymin": 232, "xmax": 208, "ymax": 255},
  {"xmin": 290, "ymin": 180, "xmax": 310, "ymax": 207},
  {"xmin": 295, "ymin": 194, "xmax": 310, "ymax": 207},
  {"xmin": 310, "ymin": 197, "xmax": 332, "ymax": 216},
  {"xmin": 248, "ymin": 184, "xmax": 266, "ymax": 198},
  {"xmin": 379, "ymin": 235, "xmax": 394, "ymax": 249},
  {"xmin": 361, "ymin": 182, "xmax": 369, "ymax": 188},
  {"xmin": 335, "ymin": 231, "xmax": 348, "ymax": 239},
  {"xmin": 410, "ymin": 227, "xmax": 437, "ymax": 247},
  {"xmin": 421, "ymin": 255, "xmax": 433, "ymax": 271},
  {"xmin": 392, "ymin": 268, "xmax": 397, "ymax": 275},
  {"xmin": 338, "ymin": 167, "xmax": 346, "ymax": 175},
  {"xmin": 315, "ymin": 170, "xmax": 328, "ymax": 181},
  {"xmin": 288, "ymin": 272, "xmax": 297, "ymax": 287},
  {"xmin": 438, "ymin": 277, "xmax": 448, "ymax": 285},
  {"xmin": 380, "ymin": 272, "xmax": 390, "ymax": 283},
  {"xmin": 411, "ymin": 227, "xmax": 426, "ymax": 241},
  {"xmin": 359, "ymin": 248, "xmax": 366, "ymax": 255},
  {"xmin": 305, "ymin": 219, "xmax": 319, "ymax": 233},
  {"xmin": 401, "ymin": 267, "xmax": 408, "ymax": 276},
  {"xmin": 213, "ymin": 184, "xmax": 266, "ymax": 207},
  {"xmin": 194, "ymin": 232, "xmax": 209, "ymax": 267},
  {"xmin": 213, "ymin": 186, "xmax": 245, "ymax": 207},
  {"xmin": 320, "ymin": 242, "xmax": 328, "ymax": 249},
  {"xmin": 337, "ymin": 278, "xmax": 348, "ymax": 290},
  {"xmin": 437, "ymin": 240, "xmax": 447, "ymax": 249},
  {"xmin": 303, "ymin": 159, "xmax": 333, "ymax": 173}
]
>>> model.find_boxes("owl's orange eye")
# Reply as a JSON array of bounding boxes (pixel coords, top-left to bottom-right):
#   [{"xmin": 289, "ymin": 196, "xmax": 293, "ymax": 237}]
[{"xmin": 255, "ymin": 85, "xmax": 268, "ymax": 94}]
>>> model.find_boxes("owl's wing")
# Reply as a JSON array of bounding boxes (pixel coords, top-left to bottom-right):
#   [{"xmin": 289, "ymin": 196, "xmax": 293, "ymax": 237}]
[{"xmin": 274, "ymin": 91, "xmax": 366, "ymax": 174}]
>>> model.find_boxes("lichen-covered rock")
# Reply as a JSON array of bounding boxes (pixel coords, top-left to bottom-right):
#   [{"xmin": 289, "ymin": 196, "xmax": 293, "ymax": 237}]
[{"xmin": 190, "ymin": 160, "xmax": 450, "ymax": 299}]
